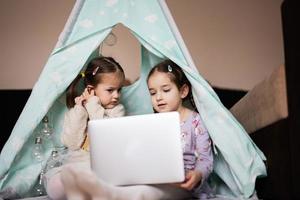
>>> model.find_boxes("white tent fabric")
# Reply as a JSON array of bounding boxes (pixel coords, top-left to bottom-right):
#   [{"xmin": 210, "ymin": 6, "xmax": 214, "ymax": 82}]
[{"xmin": 0, "ymin": 0, "xmax": 266, "ymax": 198}]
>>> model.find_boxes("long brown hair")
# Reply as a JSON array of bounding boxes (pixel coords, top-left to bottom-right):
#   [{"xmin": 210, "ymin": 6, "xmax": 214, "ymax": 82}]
[{"xmin": 66, "ymin": 56, "xmax": 124, "ymax": 108}]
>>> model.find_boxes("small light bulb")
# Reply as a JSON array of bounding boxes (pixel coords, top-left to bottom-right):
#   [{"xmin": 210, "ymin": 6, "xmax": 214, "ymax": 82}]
[
  {"xmin": 32, "ymin": 137, "xmax": 44, "ymax": 162},
  {"xmin": 33, "ymin": 170, "xmax": 46, "ymax": 196},
  {"xmin": 41, "ymin": 116, "xmax": 53, "ymax": 140},
  {"xmin": 45, "ymin": 150, "xmax": 62, "ymax": 172}
]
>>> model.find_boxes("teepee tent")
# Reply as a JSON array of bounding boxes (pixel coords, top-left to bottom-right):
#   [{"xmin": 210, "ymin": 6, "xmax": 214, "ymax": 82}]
[{"xmin": 0, "ymin": 0, "xmax": 266, "ymax": 198}]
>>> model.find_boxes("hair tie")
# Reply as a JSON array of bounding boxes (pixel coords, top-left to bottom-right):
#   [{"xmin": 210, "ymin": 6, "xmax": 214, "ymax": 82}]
[
  {"xmin": 80, "ymin": 72, "xmax": 85, "ymax": 78},
  {"xmin": 92, "ymin": 66, "xmax": 100, "ymax": 75},
  {"xmin": 167, "ymin": 65, "xmax": 172, "ymax": 72}
]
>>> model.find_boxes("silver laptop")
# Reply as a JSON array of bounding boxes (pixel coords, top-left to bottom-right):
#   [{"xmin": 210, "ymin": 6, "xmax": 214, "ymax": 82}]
[{"xmin": 88, "ymin": 112, "xmax": 185, "ymax": 186}]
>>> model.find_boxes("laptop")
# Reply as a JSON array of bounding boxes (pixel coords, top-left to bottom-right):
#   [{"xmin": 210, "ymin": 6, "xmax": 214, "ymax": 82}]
[{"xmin": 88, "ymin": 112, "xmax": 185, "ymax": 186}]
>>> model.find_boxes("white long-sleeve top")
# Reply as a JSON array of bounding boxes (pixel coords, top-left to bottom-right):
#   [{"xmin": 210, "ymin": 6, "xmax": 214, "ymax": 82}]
[{"xmin": 60, "ymin": 96, "xmax": 125, "ymax": 163}]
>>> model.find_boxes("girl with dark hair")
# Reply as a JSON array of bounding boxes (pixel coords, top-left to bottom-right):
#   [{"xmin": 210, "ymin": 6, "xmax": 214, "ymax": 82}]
[
  {"xmin": 44, "ymin": 56, "xmax": 126, "ymax": 200},
  {"xmin": 147, "ymin": 59, "xmax": 214, "ymax": 198}
]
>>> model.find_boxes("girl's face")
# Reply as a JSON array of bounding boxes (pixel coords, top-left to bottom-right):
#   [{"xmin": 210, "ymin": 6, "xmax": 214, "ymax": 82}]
[
  {"xmin": 147, "ymin": 71, "xmax": 188, "ymax": 113},
  {"xmin": 92, "ymin": 72, "xmax": 124, "ymax": 109}
]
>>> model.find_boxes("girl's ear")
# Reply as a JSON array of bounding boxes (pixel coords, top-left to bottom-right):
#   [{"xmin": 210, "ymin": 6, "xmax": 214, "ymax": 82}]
[
  {"xmin": 87, "ymin": 85, "xmax": 94, "ymax": 92},
  {"xmin": 180, "ymin": 84, "xmax": 189, "ymax": 99}
]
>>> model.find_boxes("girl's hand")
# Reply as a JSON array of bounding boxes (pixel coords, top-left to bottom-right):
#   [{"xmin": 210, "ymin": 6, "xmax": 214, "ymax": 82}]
[
  {"xmin": 75, "ymin": 88, "xmax": 95, "ymax": 106},
  {"xmin": 82, "ymin": 88, "xmax": 95, "ymax": 102},
  {"xmin": 180, "ymin": 170, "xmax": 202, "ymax": 191},
  {"xmin": 74, "ymin": 95, "xmax": 85, "ymax": 106}
]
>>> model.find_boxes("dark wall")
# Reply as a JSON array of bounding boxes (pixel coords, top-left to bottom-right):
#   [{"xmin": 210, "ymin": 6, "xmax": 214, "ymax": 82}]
[
  {"xmin": 213, "ymin": 87, "xmax": 247, "ymax": 109},
  {"xmin": 281, "ymin": 0, "xmax": 300, "ymax": 198},
  {"xmin": 250, "ymin": 1, "xmax": 300, "ymax": 199},
  {"xmin": 251, "ymin": 119, "xmax": 291, "ymax": 199},
  {"xmin": 0, "ymin": 90, "xmax": 31, "ymax": 150}
]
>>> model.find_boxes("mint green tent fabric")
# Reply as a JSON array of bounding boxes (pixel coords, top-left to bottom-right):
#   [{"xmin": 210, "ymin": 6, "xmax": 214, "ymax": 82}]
[{"xmin": 0, "ymin": 0, "xmax": 266, "ymax": 198}]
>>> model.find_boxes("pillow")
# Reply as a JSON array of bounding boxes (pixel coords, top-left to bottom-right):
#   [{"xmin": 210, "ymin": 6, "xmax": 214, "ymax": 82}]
[{"xmin": 230, "ymin": 65, "xmax": 288, "ymax": 134}]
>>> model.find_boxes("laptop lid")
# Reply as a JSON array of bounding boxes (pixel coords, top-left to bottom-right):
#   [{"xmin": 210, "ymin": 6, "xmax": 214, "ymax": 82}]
[{"xmin": 88, "ymin": 112, "xmax": 185, "ymax": 186}]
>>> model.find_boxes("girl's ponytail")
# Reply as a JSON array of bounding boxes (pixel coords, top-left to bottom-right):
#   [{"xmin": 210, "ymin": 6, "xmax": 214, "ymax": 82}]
[{"xmin": 66, "ymin": 73, "xmax": 82, "ymax": 108}]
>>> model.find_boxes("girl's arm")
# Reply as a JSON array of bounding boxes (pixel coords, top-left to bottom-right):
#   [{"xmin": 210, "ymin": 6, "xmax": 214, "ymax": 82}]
[
  {"xmin": 180, "ymin": 115, "xmax": 213, "ymax": 190},
  {"xmin": 84, "ymin": 96, "xmax": 105, "ymax": 120},
  {"xmin": 61, "ymin": 105, "xmax": 88, "ymax": 150},
  {"xmin": 193, "ymin": 116, "xmax": 214, "ymax": 186}
]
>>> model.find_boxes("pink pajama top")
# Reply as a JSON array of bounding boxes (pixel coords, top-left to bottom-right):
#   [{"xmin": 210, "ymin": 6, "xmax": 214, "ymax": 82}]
[{"xmin": 181, "ymin": 111, "xmax": 214, "ymax": 198}]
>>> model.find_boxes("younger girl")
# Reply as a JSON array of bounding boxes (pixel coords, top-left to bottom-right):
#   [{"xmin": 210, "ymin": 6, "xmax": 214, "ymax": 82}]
[
  {"xmin": 60, "ymin": 59, "xmax": 214, "ymax": 200},
  {"xmin": 44, "ymin": 56, "xmax": 126, "ymax": 200}
]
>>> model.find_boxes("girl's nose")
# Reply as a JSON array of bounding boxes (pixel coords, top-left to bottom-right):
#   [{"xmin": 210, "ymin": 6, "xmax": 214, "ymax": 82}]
[
  {"xmin": 112, "ymin": 90, "xmax": 120, "ymax": 99},
  {"xmin": 156, "ymin": 92, "xmax": 162, "ymax": 101}
]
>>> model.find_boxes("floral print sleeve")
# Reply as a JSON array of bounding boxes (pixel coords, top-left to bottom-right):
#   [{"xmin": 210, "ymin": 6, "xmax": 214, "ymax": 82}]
[{"xmin": 193, "ymin": 113, "xmax": 213, "ymax": 184}]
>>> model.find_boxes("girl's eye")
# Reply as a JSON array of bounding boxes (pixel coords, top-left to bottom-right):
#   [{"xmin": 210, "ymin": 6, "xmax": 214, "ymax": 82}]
[
  {"xmin": 149, "ymin": 91, "xmax": 156, "ymax": 96},
  {"xmin": 107, "ymin": 89, "xmax": 114, "ymax": 93},
  {"xmin": 163, "ymin": 89, "xmax": 170, "ymax": 92}
]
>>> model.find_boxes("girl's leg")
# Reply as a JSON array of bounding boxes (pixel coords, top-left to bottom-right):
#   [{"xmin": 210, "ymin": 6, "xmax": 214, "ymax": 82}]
[
  {"xmin": 61, "ymin": 165, "xmax": 192, "ymax": 200},
  {"xmin": 60, "ymin": 165, "xmax": 89, "ymax": 200},
  {"xmin": 44, "ymin": 172, "xmax": 66, "ymax": 200}
]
